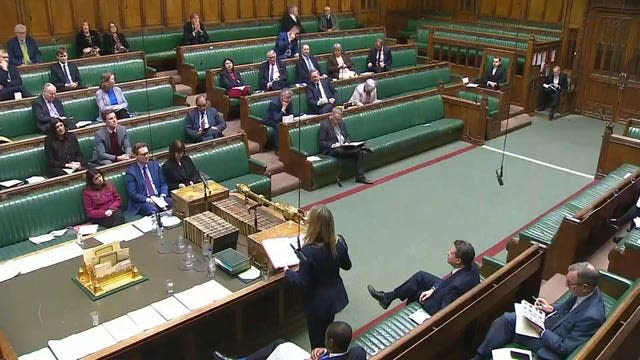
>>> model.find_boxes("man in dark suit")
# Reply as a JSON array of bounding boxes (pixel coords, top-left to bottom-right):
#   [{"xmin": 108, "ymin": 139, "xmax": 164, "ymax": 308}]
[
  {"xmin": 366, "ymin": 39, "xmax": 392, "ymax": 73},
  {"xmin": 297, "ymin": 43, "xmax": 323, "ymax": 83},
  {"xmin": 89, "ymin": 110, "xmax": 133, "ymax": 166},
  {"xmin": 184, "ymin": 95, "xmax": 226, "ymax": 142},
  {"xmin": 368, "ymin": 240, "xmax": 479, "ymax": 312},
  {"xmin": 472, "ymin": 262, "xmax": 606, "ymax": 360},
  {"xmin": 6, "ymin": 24, "xmax": 43, "ymax": 66},
  {"xmin": 537, "ymin": 65, "xmax": 568, "ymax": 120},
  {"xmin": 0, "ymin": 49, "xmax": 32, "ymax": 101},
  {"xmin": 50, "ymin": 47, "xmax": 85, "ymax": 92},
  {"xmin": 262, "ymin": 88, "xmax": 293, "ymax": 151},
  {"xmin": 258, "ymin": 50, "xmax": 288, "ymax": 91},
  {"xmin": 274, "ymin": 26, "xmax": 300, "ymax": 60},
  {"xmin": 281, "ymin": 5, "xmax": 304, "ymax": 33},
  {"xmin": 318, "ymin": 6, "xmax": 340, "ymax": 32},
  {"xmin": 307, "ymin": 69, "xmax": 338, "ymax": 114},
  {"xmin": 213, "ymin": 321, "xmax": 366, "ymax": 360},
  {"xmin": 481, "ymin": 57, "xmax": 506, "ymax": 90},
  {"xmin": 126, "ymin": 142, "xmax": 172, "ymax": 216},
  {"xmin": 183, "ymin": 12, "xmax": 209, "ymax": 45},
  {"xmin": 32, "ymin": 83, "xmax": 76, "ymax": 133},
  {"xmin": 319, "ymin": 107, "xmax": 373, "ymax": 184}
]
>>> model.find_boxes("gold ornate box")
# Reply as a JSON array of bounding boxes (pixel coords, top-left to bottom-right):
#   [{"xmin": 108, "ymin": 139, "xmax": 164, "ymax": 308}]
[{"xmin": 171, "ymin": 180, "xmax": 229, "ymax": 219}]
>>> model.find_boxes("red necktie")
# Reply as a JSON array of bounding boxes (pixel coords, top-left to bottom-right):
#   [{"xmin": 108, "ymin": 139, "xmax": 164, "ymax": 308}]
[{"xmin": 142, "ymin": 166, "xmax": 156, "ymax": 196}]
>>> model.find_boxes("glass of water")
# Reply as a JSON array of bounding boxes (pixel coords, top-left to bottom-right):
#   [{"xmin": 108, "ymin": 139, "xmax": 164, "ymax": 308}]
[{"xmin": 165, "ymin": 279, "xmax": 174, "ymax": 294}]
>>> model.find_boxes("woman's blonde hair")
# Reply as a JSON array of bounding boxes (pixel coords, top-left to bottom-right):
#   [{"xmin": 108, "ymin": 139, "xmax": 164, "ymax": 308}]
[{"xmin": 303, "ymin": 205, "xmax": 337, "ymax": 256}]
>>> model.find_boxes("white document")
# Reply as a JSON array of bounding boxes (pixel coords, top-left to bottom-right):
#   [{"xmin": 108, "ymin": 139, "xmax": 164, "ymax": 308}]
[
  {"xmin": 341, "ymin": 141, "xmax": 364, "ymax": 148},
  {"xmin": 262, "ymin": 237, "xmax": 300, "ymax": 269},
  {"xmin": 174, "ymin": 280, "xmax": 232, "ymax": 311},
  {"xmin": 61, "ymin": 168, "xmax": 74, "ymax": 175},
  {"xmin": 73, "ymin": 325, "xmax": 118, "ymax": 358},
  {"xmin": 151, "ymin": 195, "xmax": 169, "ymax": 209},
  {"xmin": 127, "ymin": 306, "xmax": 167, "ymax": 331},
  {"xmin": 266, "ymin": 342, "xmax": 310, "ymax": 360},
  {"xmin": 48, "ymin": 336, "xmax": 82, "ymax": 360},
  {"xmin": 0, "ymin": 179, "xmax": 23, "ymax": 188},
  {"xmin": 132, "ymin": 216, "xmax": 154, "ymax": 233},
  {"xmin": 306, "ymin": 156, "xmax": 322, "ymax": 162},
  {"xmin": 93, "ymin": 224, "xmax": 143, "ymax": 244},
  {"xmin": 466, "ymin": 83, "xmax": 479, "ymax": 88},
  {"xmin": 542, "ymin": 83, "xmax": 550, "ymax": 89},
  {"xmin": 49, "ymin": 228, "xmax": 69, "ymax": 237},
  {"xmin": 636, "ymin": 194, "xmax": 640, "ymax": 207},
  {"xmin": 75, "ymin": 120, "xmax": 93, "ymax": 128},
  {"xmin": 624, "ymin": 172, "xmax": 632, "ymax": 179},
  {"xmin": 238, "ymin": 266, "xmax": 260, "ymax": 281},
  {"xmin": 18, "ymin": 347, "xmax": 57, "ymax": 360},
  {"xmin": 491, "ymin": 347, "xmax": 532, "ymax": 360},
  {"xmin": 77, "ymin": 224, "xmax": 99, "ymax": 235},
  {"xmin": 231, "ymin": 86, "xmax": 247, "ymax": 91},
  {"xmin": 151, "ymin": 296, "xmax": 190, "ymax": 321},
  {"xmin": 25, "ymin": 176, "xmax": 46, "ymax": 184},
  {"xmin": 514, "ymin": 302, "xmax": 542, "ymax": 338},
  {"xmin": 282, "ymin": 114, "xmax": 295, "ymax": 124},
  {"xmin": 634, "ymin": 217, "xmax": 640, "ymax": 228},
  {"xmin": 17, "ymin": 242, "xmax": 82, "ymax": 274},
  {"xmin": 200, "ymin": 279, "xmax": 233, "ymax": 301},
  {"xmin": 520, "ymin": 300, "xmax": 545, "ymax": 329},
  {"xmin": 102, "ymin": 314, "xmax": 143, "ymax": 342},
  {"xmin": 161, "ymin": 215, "xmax": 181, "ymax": 228},
  {"xmin": 409, "ymin": 308, "xmax": 432, "ymax": 325},
  {"xmin": 28, "ymin": 234, "xmax": 55, "ymax": 244},
  {"xmin": 0, "ymin": 260, "xmax": 20, "ymax": 283},
  {"xmin": 462, "ymin": 77, "xmax": 469, "ymax": 84}
]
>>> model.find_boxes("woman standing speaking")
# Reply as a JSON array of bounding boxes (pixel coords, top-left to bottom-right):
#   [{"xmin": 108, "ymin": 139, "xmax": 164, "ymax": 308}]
[{"xmin": 284, "ymin": 205, "xmax": 352, "ymax": 348}]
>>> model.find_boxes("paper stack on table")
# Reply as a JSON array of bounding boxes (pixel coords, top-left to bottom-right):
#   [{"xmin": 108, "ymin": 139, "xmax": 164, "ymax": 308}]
[
  {"xmin": 102, "ymin": 314, "xmax": 143, "ymax": 342},
  {"xmin": 48, "ymin": 325, "xmax": 117, "ymax": 360},
  {"xmin": 0, "ymin": 260, "xmax": 20, "ymax": 283},
  {"xmin": 18, "ymin": 347, "xmax": 56, "ymax": 360},
  {"xmin": 16, "ymin": 242, "xmax": 83, "ymax": 274},
  {"xmin": 151, "ymin": 296, "xmax": 190, "ymax": 321},
  {"xmin": 127, "ymin": 306, "xmax": 167, "ymax": 331},
  {"xmin": 174, "ymin": 280, "xmax": 232, "ymax": 311},
  {"xmin": 93, "ymin": 224, "xmax": 143, "ymax": 244}
]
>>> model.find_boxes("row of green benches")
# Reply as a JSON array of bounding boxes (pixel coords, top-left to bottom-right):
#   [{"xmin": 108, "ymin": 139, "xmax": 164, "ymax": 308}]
[
  {"xmin": 0, "ymin": 134, "xmax": 269, "ymax": 260},
  {"xmin": 37, "ymin": 16, "xmax": 359, "ymax": 63},
  {"xmin": 0, "ymin": 76, "xmax": 187, "ymax": 143},
  {"xmin": 400, "ymin": 17, "xmax": 561, "ymax": 39}
]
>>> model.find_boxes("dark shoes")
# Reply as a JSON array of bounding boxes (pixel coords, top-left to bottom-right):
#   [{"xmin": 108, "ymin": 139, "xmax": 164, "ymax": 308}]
[
  {"xmin": 607, "ymin": 218, "xmax": 620, "ymax": 231},
  {"xmin": 212, "ymin": 351, "xmax": 234, "ymax": 360},
  {"xmin": 548, "ymin": 113, "xmax": 555, "ymax": 120},
  {"xmin": 368, "ymin": 284, "xmax": 392, "ymax": 309},
  {"xmin": 356, "ymin": 177, "xmax": 374, "ymax": 184}
]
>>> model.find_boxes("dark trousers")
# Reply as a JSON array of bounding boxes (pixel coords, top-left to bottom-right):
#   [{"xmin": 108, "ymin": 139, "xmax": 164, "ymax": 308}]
[
  {"xmin": 538, "ymin": 87, "xmax": 561, "ymax": 114},
  {"xmin": 476, "ymin": 312, "xmax": 543, "ymax": 359},
  {"xmin": 0, "ymin": 86, "xmax": 32, "ymax": 101},
  {"xmin": 114, "ymin": 108, "xmax": 131, "ymax": 120},
  {"xmin": 391, "ymin": 271, "xmax": 442, "ymax": 303},
  {"xmin": 369, "ymin": 65, "xmax": 390, "ymax": 73},
  {"xmin": 244, "ymin": 339, "xmax": 287, "ymax": 360},
  {"xmin": 88, "ymin": 209, "xmax": 125, "ymax": 229},
  {"xmin": 309, "ymin": 102, "xmax": 335, "ymax": 115},
  {"xmin": 137, "ymin": 197, "xmax": 173, "ymax": 216},
  {"xmin": 268, "ymin": 80, "xmax": 288, "ymax": 91},
  {"xmin": 306, "ymin": 309, "xmax": 336, "ymax": 348},
  {"xmin": 327, "ymin": 147, "xmax": 368, "ymax": 179},
  {"xmin": 614, "ymin": 203, "xmax": 640, "ymax": 228}
]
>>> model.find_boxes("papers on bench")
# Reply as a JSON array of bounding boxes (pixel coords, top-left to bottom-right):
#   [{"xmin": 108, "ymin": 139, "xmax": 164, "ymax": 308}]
[
  {"xmin": 339, "ymin": 141, "xmax": 365, "ymax": 149},
  {"xmin": 25, "ymin": 176, "xmax": 46, "ymax": 184},
  {"xmin": 491, "ymin": 347, "xmax": 532, "ymax": 360},
  {"xmin": 151, "ymin": 296, "xmax": 190, "ymax": 321},
  {"xmin": 77, "ymin": 224, "xmax": 99, "ymax": 235},
  {"xmin": 75, "ymin": 120, "xmax": 93, "ymax": 128},
  {"xmin": 265, "ymin": 342, "xmax": 310, "ymax": 360},
  {"xmin": 17, "ymin": 242, "xmax": 83, "ymax": 275},
  {"xmin": 174, "ymin": 279, "xmax": 232, "ymax": 311},
  {"xmin": 93, "ymin": 224, "xmax": 143, "ymax": 244},
  {"xmin": 0, "ymin": 260, "xmax": 20, "ymax": 283},
  {"xmin": 262, "ymin": 237, "xmax": 300, "ymax": 269},
  {"xmin": 514, "ymin": 301, "xmax": 544, "ymax": 338},
  {"xmin": 0, "ymin": 179, "xmax": 24, "ymax": 188},
  {"xmin": 306, "ymin": 156, "xmax": 322, "ymax": 162},
  {"xmin": 466, "ymin": 83, "xmax": 479, "ymax": 88},
  {"xmin": 127, "ymin": 305, "xmax": 167, "ymax": 331},
  {"xmin": 18, "ymin": 347, "xmax": 56, "ymax": 360},
  {"xmin": 48, "ymin": 325, "xmax": 117, "ymax": 360},
  {"xmin": 28, "ymin": 228, "xmax": 70, "ymax": 245},
  {"xmin": 409, "ymin": 308, "xmax": 432, "ymax": 325},
  {"xmin": 102, "ymin": 314, "xmax": 143, "ymax": 342}
]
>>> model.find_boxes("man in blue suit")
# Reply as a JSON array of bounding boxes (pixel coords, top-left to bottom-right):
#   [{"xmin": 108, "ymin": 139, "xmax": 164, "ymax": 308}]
[
  {"xmin": 6, "ymin": 24, "xmax": 43, "ymax": 66},
  {"xmin": 126, "ymin": 142, "xmax": 172, "ymax": 216},
  {"xmin": 274, "ymin": 25, "xmax": 300, "ymax": 60},
  {"xmin": 472, "ymin": 262, "xmax": 606, "ymax": 360},
  {"xmin": 368, "ymin": 240, "xmax": 479, "ymax": 314},
  {"xmin": 184, "ymin": 95, "xmax": 226, "ymax": 142},
  {"xmin": 296, "ymin": 43, "xmax": 322, "ymax": 83},
  {"xmin": 262, "ymin": 88, "xmax": 293, "ymax": 151},
  {"xmin": 307, "ymin": 69, "xmax": 338, "ymax": 114}
]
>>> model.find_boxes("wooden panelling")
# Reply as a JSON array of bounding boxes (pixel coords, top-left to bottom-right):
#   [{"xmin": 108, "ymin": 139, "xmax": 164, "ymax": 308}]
[
  {"xmin": 569, "ymin": 0, "xmax": 588, "ymax": 28},
  {"xmin": 22, "ymin": 0, "xmax": 51, "ymax": 37},
  {"xmin": 272, "ymin": 0, "xmax": 288, "ymax": 17},
  {"xmin": 479, "ymin": 0, "xmax": 496, "ymax": 16},
  {"xmin": 527, "ymin": 0, "xmax": 546, "ymax": 22},
  {"xmin": 543, "ymin": 0, "xmax": 564, "ymax": 23},
  {"xmin": 300, "ymin": 0, "xmax": 313, "ymax": 14},
  {"xmin": 141, "ymin": 0, "xmax": 163, "ymax": 27},
  {"xmin": 164, "ymin": 0, "xmax": 184, "ymax": 26},
  {"xmin": 73, "ymin": 0, "xmax": 98, "ymax": 30},
  {"xmin": 223, "ymin": 0, "xmax": 240, "ymax": 21},
  {"xmin": 510, "ymin": 0, "xmax": 525, "ymax": 19},
  {"xmin": 203, "ymin": 0, "xmax": 221, "ymax": 22},
  {"xmin": 239, "ymin": 0, "xmax": 256, "ymax": 19},
  {"xmin": 123, "ymin": 0, "xmax": 143, "ymax": 29},
  {"xmin": 0, "ymin": 2, "xmax": 21, "ymax": 41},
  {"xmin": 97, "ymin": 0, "xmax": 122, "ymax": 31},
  {"xmin": 256, "ymin": 0, "xmax": 271, "ymax": 18},
  {"xmin": 50, "ymin": 0, "xmax": 75, "ymax": 37},
  {"xmin": 495, "ymin": 0, "xmax": 511, "ymax": 18}
]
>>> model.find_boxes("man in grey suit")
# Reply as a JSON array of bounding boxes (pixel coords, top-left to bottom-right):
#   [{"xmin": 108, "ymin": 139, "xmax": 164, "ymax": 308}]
[
  {"xmin": 184, "ymin": 95, "xmax": 226, "ymax": 142},
  {"xmin": 89, "ymin": 110, "xmax": 132, "ymax": 166},
  {"xmin": 318, "ymin": 6, "xmax": 339, "ymax": 32}
]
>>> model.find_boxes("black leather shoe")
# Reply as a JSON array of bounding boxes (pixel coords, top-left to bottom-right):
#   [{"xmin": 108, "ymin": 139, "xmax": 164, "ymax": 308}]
[
  {"xmin": 368, "ymin": 284, "xmax": 391, "ymax": 309},
  {"xmin": 356, "ymin": 177, "xmax": 373, "ymax": 184},
  {"xmin": 212, "ymin": 351, "xmax": 235, "ymax": 360},
  {"xmin": 608, "ymin": 218, "xmax": 620, "ymax": 231}
]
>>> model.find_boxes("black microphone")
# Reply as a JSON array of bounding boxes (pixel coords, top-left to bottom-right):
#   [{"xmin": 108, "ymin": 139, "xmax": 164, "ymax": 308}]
[
  {"xmin": 199, "ymin": 173, "xmax": 210, "ymax": 193},
  {"xmin": 290, "ymin": 235, "xmax": 307, "ymax": 262},
  {"xmin": 496, "ymin": 168, "xmax": 504, "ymax": 186}
]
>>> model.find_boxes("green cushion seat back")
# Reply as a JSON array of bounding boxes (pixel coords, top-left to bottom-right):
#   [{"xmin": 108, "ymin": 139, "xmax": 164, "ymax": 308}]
[
  {"xmin": 627, "ymin": 127, "xmax": 640, "ymax": 140},
  {"xmin": 0, "ymin": 147, "xmax": 46, "ymax": 181},
  {"xmin": 289, "ymin": 123, "xmax": 322, "ymax": 155},
  {"xmin": 210, "ymin": 25, "xmax": 276, "ymax": 42},
  {"xmin": 77, "ymin": 58, "xmax": 146, "ymax": 86},
  {"xmin": 0, "ymin": 107, "xmax": 37, "ymax": 138},
  {"xmin": 127, "ymin": 117, "xmax": 186, "ymax": 152},
  {"xmin": 21, "ymin": 71, "xmax": 53, "ymax": 96},
  {"xmin": 127, "ymin": 31, "xmax": 183, "ymax": 53},
  {"xmin": 190, "ymin": 141, "xmax": 250, "ymax": 181},
  {"xmin": 184, "ymin": 43, "xmax": 274, "ymax": 72},
  {"xmin": 63, "ymin": 96, "xmax": 101, "ymax": 121},
  {"xmin": 40, "ymin": 42, "xmax": 77, "ymax": 62},
  {"xmin": 125, "ymin": 83, "xmax": 175, "ymax": 113}
]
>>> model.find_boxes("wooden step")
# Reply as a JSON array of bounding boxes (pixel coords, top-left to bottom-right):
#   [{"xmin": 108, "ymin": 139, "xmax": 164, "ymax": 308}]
[
  {"xmin": 251, "ymin": 151, "xmax": 285, "ymax": 175},
  {"xmin": 500, "ymin": 113, "xmax": 532, "ymax": 134},
  {"xmin": 270, "ymin": 172, "xmax": 301, "ymax": 197}
]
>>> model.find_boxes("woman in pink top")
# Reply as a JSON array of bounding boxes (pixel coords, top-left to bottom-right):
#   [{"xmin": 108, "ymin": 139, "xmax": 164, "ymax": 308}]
[{"xmin": 83, "ymin": 168, "xmax": 125, "ymax": 228}]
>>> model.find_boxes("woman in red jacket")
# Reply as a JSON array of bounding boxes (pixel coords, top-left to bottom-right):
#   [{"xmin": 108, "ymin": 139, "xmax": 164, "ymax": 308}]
[{"xmin": 83, "ymin": 168, "xmax": 125, "ymax": 228}]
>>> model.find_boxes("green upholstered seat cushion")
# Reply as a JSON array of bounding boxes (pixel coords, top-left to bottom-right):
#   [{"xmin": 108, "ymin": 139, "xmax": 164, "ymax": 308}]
[
  {"xmin": 627, "ymin": 127, "xmax": 640, "ymax": 140},
  {"xmin": 617, "ymin": 228, "xmax": 640, "ymax": 252},
  {"xmin": 221, "ymin": 173, "xmax": 271, "ymax": 199}
]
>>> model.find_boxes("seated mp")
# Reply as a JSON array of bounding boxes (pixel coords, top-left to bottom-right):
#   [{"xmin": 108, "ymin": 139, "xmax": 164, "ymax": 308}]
[
  {"xmin": 7, "ymin": 24, "xmax": 43, "ymax": 66},
  {"xmin": 32, "ymin": 83, "xmax": 76, "ymax": 134},
  {"xmin": 83, "ymin": 168, "xmax": 125, "ymax": 229},
  {"xmin": 162, "ymin": 139, "xmax": 202, "ymax": 191},
  {"xmin": 318, "ymin": 6, "xmax": 339, "ymax": 32},
  {"xmin": 44, "ymin": 119, "xmax": 86, "ymax": 177},
  {"xmin": 368, "ymin": 240, "xmax": 479, "ymax": 312},
  {"xmin": 220, "ymin": 58, "xmax": 251, "ymax": 98},
  {"xmin": 274, "ymin": 25, "xmax": 300, "ymax": 60},
  {"xmin": 328, "ymin": 43, "xmax": 357, "ymax": 80},
  {"xmin": 480, "ymin": 57, "xmax": 506, "ymax": 90},
  {"xmin": 50, "ymin": 47, "xmax": 85, "ymax": 92},
  {"xmin": 472, "ymin": 262, "xmax": 606, "ymax": 360},
  {"xmin": 183, "ymin": 12, "xmax": 209, "ymax": 45},
  {"xmin": 96, "ymin": 72, "xmax": 130, "ymax": 120},
  {"xmin": 185, "ymin": 95, "xmax": 226, "ymax": 142},
  {"xmin": 297, "ymin": 43, "xmax": 323, "ymax": 84},
  {"xmin": 126, "ymin": 142, "xmax": 173, "ymax": 216},
  {"xmin": 262, "ymin": 88, "xmax": 293, "ymax": 151},
  {"xmin": 258, "ymin": 50, "xmax": 289, "ymax": 91},
  {"xmin": 366, "ymin": 39, "xmax": 392, "ymax": 73},
  {"xmin": 0, "ymin": 49, "xmax": 33, "ymax": 101},
  {"xmin": 75, "ymin": 21, "xmax": 102, "ymax": 58},
  {"xmin": 307, "ymin": 69, "xmax": 338, "ymax": 115},
  {"xmin": 213, "ymin": 321, "xmax": 366, "ymax": 360},
  {"xmin": 349, "ymin": 79, "xmax": 379, "ymax": 107},
  {"xmin": 281, "ymin": 5, "xmax": 304, "ymax": 33},
  {"xmin": 102, "ymin": 21, "xmax": 130, "ymax": 55},
  {"xmin": 88, "ymin": 110, "xmax": 133, "ymax": 167},
  {"xmin": 319, "ymin": 107, "xmax": 373, "ymax": 184},
  {"xmin": 537, "ymin": 65, "xmax": 568, "ymax": 120}
]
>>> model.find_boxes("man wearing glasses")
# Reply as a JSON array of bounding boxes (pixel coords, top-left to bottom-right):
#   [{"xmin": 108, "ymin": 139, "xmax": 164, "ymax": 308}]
[
  {"xmin": 126, "ymin": 142, "xmax": 172, "ymax": 216},
  {"xmin": 318, "ymin": 6, "xmax": 339, "ymax": 32},
  {"xmin": 471, "ymin": 262, "xmax": 605, "ymax": 360},
  {"xmin": 6, "ymin": 24, "xmax": 43, "ymax": 66},
  {"xmin": 0, "ymin": 49, "xmax": 32, "ymax": 101}
]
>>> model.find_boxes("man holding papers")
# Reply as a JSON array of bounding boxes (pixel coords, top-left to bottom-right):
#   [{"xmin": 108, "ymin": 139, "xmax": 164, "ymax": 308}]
[
  {"xmin": 367, "ymin": 240, "xmax": 478, "ymax": 314},
  {"xmin": 537, "ymin": 65, "xmax": 568, "ymax": 120},
  {"xmin": 125, "ymin": 142, "xmax": 172, "ymax": 216},
  {"xmin": 472, "ymin": 262, "xmax": 605, "ymax": 360},
  {"xmin": 319, "ymin": 107, "xmax": 373, "ymax": 184}
]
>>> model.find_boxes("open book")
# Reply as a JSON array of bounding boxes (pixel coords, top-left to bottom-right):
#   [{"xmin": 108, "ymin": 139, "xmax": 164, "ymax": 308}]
[
  {"xmin": 262, "ymin": 237, "xmax": 300, "ymax": 269},
  {"xmin": 514, "ymin": 300, "xmax": 545, "ymax": 338},
  {"xmin": 339, "ymin": 141, "xmax": 365, "ymax": 149}
]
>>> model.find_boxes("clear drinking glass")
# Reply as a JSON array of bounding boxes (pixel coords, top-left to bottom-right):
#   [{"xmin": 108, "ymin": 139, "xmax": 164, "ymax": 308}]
[
  {"xmin": 165, "ymin": 279, "xmax": 174, "ymax": 294},
  {"xmin": 90, "ymin": 310, "xmax": 99, "ymax": 326}
]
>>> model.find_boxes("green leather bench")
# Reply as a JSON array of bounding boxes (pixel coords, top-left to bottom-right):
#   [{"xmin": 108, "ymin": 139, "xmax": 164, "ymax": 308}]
[
  {"xmin": 247, "ymin": 66, "xmax": 452, "ymax": 149},
  {"xmin": 0, "ymin": 79, "xmax": 186, "ymax": 142},
  {"xmin": 288, "ymin": 95, "xmax": 464, "ymax": 189},
  {"xmin": 39, "ymin": 41, "xmax": 78, "ymax": 62},
  {"xmin": 608, "ymin": 227, "xmax": 640, "ymax": 279},
  {"xmin": 625, "ymin": 126, "xmax": 640, "ymax": 140},
  {"xmin": 0, "ymin": 138, "xmax": 268, "ymax": 261},
  {"xmin": 458, "ymin": 90, "xmax": 499, "ymax": 117}
]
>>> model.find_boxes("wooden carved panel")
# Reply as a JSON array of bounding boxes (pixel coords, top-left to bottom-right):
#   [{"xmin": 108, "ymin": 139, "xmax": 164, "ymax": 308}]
[
  {"xmin": 164, "ymin": 0, "xmax": 185, "ymax": 26},
  {"xmin": 50, "ymin": 0, "xmax": 76, "ymax": 37},
  {"xmin": 0, "ymin": 2, "xmax": 21, "ymax": 42},
  {"xmin": 22, "ymin": 0, "xmax": 51, "ymax": 37},
  {"xmin": 97, "ymin": 0, "xmax": 122, "ymax": 31},
  {"xmin": 73, "ymin": 0, "xmax": 98, "ymax": 31},
  {"xmin": 123, "ymin": 0, "xmax": 143, "ymax": 29},
  {"xmin": 141, "ymin": 0, "xmax": 163, "ymax": 27}
]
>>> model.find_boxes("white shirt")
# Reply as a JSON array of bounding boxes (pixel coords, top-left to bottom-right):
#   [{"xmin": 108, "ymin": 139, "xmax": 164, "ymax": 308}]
[
  {"xmin": 333, "ymin": 123, "xmax": 345, "ymax": 145},
  {"xmin": 349, "ymin": 83, "xmax": 378, "ymax": 106},
  {"xmin": 199, "ymin": 111, "xmax": 209, "ymax": 130},
  {"xmin": 314, "ymin": 81, "xmax": 328, "ymax": 105},
  {"xmin": 269, "ymin": 63, "xmax": 280, "ymax": 81},
  {"xmin": 59, "ymin": 62, "xmax": 73, "ymax": 84}
]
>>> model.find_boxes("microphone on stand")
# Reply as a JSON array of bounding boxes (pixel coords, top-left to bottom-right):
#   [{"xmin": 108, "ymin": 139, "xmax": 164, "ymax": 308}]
[{"xmin": 496, "ymin": 168, "xmax": 504, "ymax": 186}]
